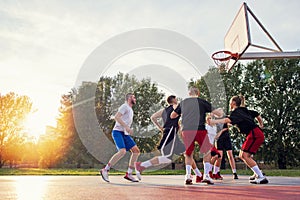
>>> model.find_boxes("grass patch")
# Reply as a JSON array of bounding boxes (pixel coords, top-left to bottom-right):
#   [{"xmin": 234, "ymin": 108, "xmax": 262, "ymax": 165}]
[{"xmin": 0, "ymin": 168, "xmax": 299, "ymax": 177}]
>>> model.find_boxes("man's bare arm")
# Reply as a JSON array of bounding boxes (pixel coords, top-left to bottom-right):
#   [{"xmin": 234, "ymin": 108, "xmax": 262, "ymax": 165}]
[
  {"xmin": 256, "ymin": 115, "xmax": 264, "ymax": 129},
  {"xmin": 210, "ymin": 117, "xmax": 231, "ymax": 126},
  {"xmin": 114, "ymin": 112, "xmax": 133, "ymax": 135},
  {"xmin": 151, "ymin": 109, "xmax": 164, "ymax": 131}
]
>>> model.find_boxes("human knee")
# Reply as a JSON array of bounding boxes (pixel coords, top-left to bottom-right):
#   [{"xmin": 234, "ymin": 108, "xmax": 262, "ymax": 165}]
[
  {"xmin": 239, "ymin": 152, "xmax": 250, "ymax": 160},
  {"xmin": 131, "ymin": 147, "xmax": 140, "ymax": 155},
  {"xmin": 118, "ymin": 148, "xmax": 127, "ymax": 157}
]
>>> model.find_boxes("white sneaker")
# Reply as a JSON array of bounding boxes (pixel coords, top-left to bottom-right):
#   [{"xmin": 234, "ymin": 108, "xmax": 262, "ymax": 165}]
[
  {"xmin": 249, "ymin": 176, "xmax": 269, "ymax": 184},
  {"xmin": 124, "ymin": 172, "xmax": 139, "ymax": 182},
  {"xmin": 202, "ymin": 174, "xmax": 214, "ymax": 185},
  {"xmin": 249, "ymin": 171, "xmax": 265, "ymax": 180},
  {"xmin": 249, "ymin": 173, "xmax": 257, "ymax": 180},
  {"xmin": 100, "ymin": 169, "xmax": 109, "ymax": 182}
]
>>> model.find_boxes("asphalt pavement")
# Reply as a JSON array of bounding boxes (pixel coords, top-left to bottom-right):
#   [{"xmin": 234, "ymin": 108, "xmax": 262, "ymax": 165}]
[{"xmin": 1, "ymin": 175, "xmax": 299, "ymax": 200}]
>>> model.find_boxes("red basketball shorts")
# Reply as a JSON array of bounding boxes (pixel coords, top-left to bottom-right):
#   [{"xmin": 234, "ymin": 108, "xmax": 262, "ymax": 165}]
[
  {"xmin": 241, "ymin": 127, "xmax": 265, "ymax": 154},
  {"xmin": 181, "ymin": 130, "xmax": 212, "ymax": 156},
  {"xmin": 211, "ymin": 146, "xmax": 221, "ymax": 157}
]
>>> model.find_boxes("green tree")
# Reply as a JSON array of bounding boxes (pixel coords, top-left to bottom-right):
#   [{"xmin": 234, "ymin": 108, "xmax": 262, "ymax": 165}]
[
  {"xmin": 241, "ymin": 59, "xmax": 300, "ymax": 168},
  {"xmin": 95, "ymin": 72, "xmax": 165, "ymax": 153},
  {"xmin": 189, "ymin": 60, "xmax": 299, "ymax": 169},
  {"xmin": 55, "ymin": 91, "xmax": 97, "ymax": 168},
  {"xmin": 0, "ymin": 92, "xmax": 32, "ymax": 168},
  {"xmin": 132, "ymin": 78, "xmax": 165, "ymax": 153},
  {"xmin": 95, "ymin": 76, "xmax": 115, "ymax": 141}
]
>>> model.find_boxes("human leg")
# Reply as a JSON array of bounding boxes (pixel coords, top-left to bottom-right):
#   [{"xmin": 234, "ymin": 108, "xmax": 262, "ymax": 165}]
[
  {"xmin": 135, "ymin": 128, "xmax": 176, "ymax": 174},
  {"xmin": 111, "ymin": 133, "xmax": 139, "ymax": 182},
  {"xmin": 226, "ymin": 150, "xmax": 238, "ymax": 179},
  {"xmin": 100, "ymin": 148, "xmax": 126, "ymax": 182},
  {"xmin": 100, "ymin": 130, "xmax": 128, "ymax": 182},
  {"xmin": 239, "ymin": 150, "xmax": 268, "ymax": 184},
  {"xmin": 191, "ymin": 158, "xmax": 203, "ymax": 182},
  {"xmin": 184, "ymin": 153, "xmax": 194, "ymax": 184},
  {"xmin": 181, "ymin": 130, "xmax": 196, "ymax": 184},
  {"xmin": 239, "ymin": 128, "xmax": 267, "ymax": 184},
  {"xmin": 108, "ymin": 148, "xmax": 127, "ymax": 168},
  {"xmin": 210, "ymin": 146, "xmax": 221, "ymax": 178},
  {"xmin": 202, "ymin": 151, "xmax": 214, "ymax": 184},
  {"xmin": 124, "ymin": 145, "xmax": 140, "ymax": 182},
  {"xmin": 213, "ymin": 150, "xmax": 222, "ymax": 174},
  {"xmin": 193, "ymin": 130, "xmax": 214, "ymax": 184},
  {"xmin": 129, "ymin": 145, "xmax": 140, "ymax": 169}
]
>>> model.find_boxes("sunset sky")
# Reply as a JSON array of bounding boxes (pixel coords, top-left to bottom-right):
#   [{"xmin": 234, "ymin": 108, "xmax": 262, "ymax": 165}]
[{"xmin": 1, "ymin": 0, "xmax": 299, "ymax": 138}]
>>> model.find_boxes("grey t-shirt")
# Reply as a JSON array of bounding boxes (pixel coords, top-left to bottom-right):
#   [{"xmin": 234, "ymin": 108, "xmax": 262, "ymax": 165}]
[{"xmin": 174, "ymin": 97, "xmax": 212, "ymax": 130}]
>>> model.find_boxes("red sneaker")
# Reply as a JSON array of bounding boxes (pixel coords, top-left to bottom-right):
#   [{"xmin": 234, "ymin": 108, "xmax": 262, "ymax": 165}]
[
  {"xmin": 196, "ymin": 175, "xmax": 203, "ymax": 183},
  {"xmin": 213, "ymin": 172, "xmax": 223, "ymax": 180},
  {"xmin": 209, "ymin": 171, "xmax": 214, "ymax": 179},
  {"xmin": 124, "ymin": 172, "xmax": 139, "ymax": 182}
]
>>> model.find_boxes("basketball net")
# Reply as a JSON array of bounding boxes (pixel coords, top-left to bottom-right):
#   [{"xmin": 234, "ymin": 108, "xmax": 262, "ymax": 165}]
[{"xmin": 211, "ymin": 50, "xmax": 239, "ymax": 72}]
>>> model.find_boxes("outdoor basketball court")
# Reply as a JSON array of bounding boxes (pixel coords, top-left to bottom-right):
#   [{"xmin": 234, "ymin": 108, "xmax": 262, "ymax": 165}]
[
  {"xmin": 0, "ymin": 175, "xmax": 299, "ymax": 200},
  {"xmin": 1, "ymin": 2, "xmax": 299, "ymax": 200}
]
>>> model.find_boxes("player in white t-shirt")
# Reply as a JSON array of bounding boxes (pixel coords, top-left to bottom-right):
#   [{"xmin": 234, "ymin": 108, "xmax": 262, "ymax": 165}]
[
  {"xmin": 205, "ymin": 114, "xmax": 222, "ymax": 179},
  {"xmin": 100, "ymin": 93, "xmax": 141, "ymax": 183}
]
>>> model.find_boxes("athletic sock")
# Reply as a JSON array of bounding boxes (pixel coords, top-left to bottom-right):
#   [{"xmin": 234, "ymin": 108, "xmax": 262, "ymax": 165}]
[
  {"xmin": 193, "ymin": 168, "xmax": 202, "ymax": 177},
  {"xmin": 141, "ymin": 160, "xmax": 152, "ymax": 168},
  {"xmin": 209, "ymin": 163, "xmax": 213, "ymax": 172},
  {"xmin": 127, "ymin": 167, "xmax": 133, "ymax": 174},
  {"xmin": 186, "ymin": 165, "xmax": 192, "ymax": 175},
  {"xmin": 204, "ymin": 162, "xmax": 211, "ymax": 175},
  {"xmin": 213, "ymin": 166, "xmax": 220, "ymax": 174},
  {"xmin": 104, "ymin": 163, "xmax": 111, "ymax": 171},
  {"xmin": 251, "ymin": 165, "xmax": 264, "ymax": 178},
  {"xmin": 232, "ymin": 168, "xmax": 237, "ymax": 173}
]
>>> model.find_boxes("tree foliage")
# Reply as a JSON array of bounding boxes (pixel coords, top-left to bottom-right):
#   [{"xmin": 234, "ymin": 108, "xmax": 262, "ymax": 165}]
[
  {"xmin": 191, "ymin": 59, "xmax": 299, "ymax": 168},
  {"xmin": 95, "ymin": 72, "xmax": 165, "ymax": 153},
  {"xmin": 0, "ymin": 92, "xmax": 32, "ymax": 168},
  {"xmin": 241, "ymin": 59, "xmax": 300, "ymax": 168}
]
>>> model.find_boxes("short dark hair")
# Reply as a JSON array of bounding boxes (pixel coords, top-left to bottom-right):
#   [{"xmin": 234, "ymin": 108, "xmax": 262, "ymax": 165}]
[
  {"xmin": 167, "ymin": 95, "xmax": 176, "ymax": 104},
  {"xmin": 125, "ymin": 93, "xmax": 134, "ymax": 101}
]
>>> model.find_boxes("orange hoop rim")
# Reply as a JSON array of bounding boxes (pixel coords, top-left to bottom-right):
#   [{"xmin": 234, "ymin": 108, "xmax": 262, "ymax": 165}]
[
  {"xmin": 211, "ymin": 50, "xmax": 240, "ymax": 72},
  {"xmin": 211, "ymin": 50, "xmax": 239, "ymax": 61}
]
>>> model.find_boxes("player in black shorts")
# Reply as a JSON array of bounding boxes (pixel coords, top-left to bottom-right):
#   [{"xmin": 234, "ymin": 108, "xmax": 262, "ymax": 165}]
[
  {"xmin": 213, "ymin": 116, "xmax": 238, "ymax": 180},
  {"xmin": 135, "ymin": 95, "xmax": 203, "ymax": 182}
]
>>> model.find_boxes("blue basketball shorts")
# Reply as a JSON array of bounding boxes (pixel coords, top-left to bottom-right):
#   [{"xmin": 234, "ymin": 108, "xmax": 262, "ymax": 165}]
[{"xmin": 112, "ymin": 130, "xmax": 136, "ymax": 151}]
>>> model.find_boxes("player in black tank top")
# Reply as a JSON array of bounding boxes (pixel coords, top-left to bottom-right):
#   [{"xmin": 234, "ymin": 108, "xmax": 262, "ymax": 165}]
[{"xmin": 135, "ymin": 95, "xmax": 201, "ymax": 182}]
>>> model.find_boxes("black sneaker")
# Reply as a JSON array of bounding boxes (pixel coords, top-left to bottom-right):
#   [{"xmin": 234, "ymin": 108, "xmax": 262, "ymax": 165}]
[
  {"xmin": 185, "ymin": 174, "xmax": 193, "ymax": 185},
  {"xmin": 233, "ymin": 173, "xmax": 238, "ymax": 179}
]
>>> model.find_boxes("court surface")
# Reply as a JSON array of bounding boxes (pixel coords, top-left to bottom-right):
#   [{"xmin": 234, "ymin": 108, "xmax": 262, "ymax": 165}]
[{"xmin": 1, "ymin": 175, "xmax": 299, "ymax": 200}]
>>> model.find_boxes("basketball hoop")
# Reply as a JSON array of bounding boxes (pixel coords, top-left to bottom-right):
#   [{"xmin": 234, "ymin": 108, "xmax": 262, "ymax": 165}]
[{"xmin": 211, "ymin": 50, "xmax": 239, "ymax": 72}]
